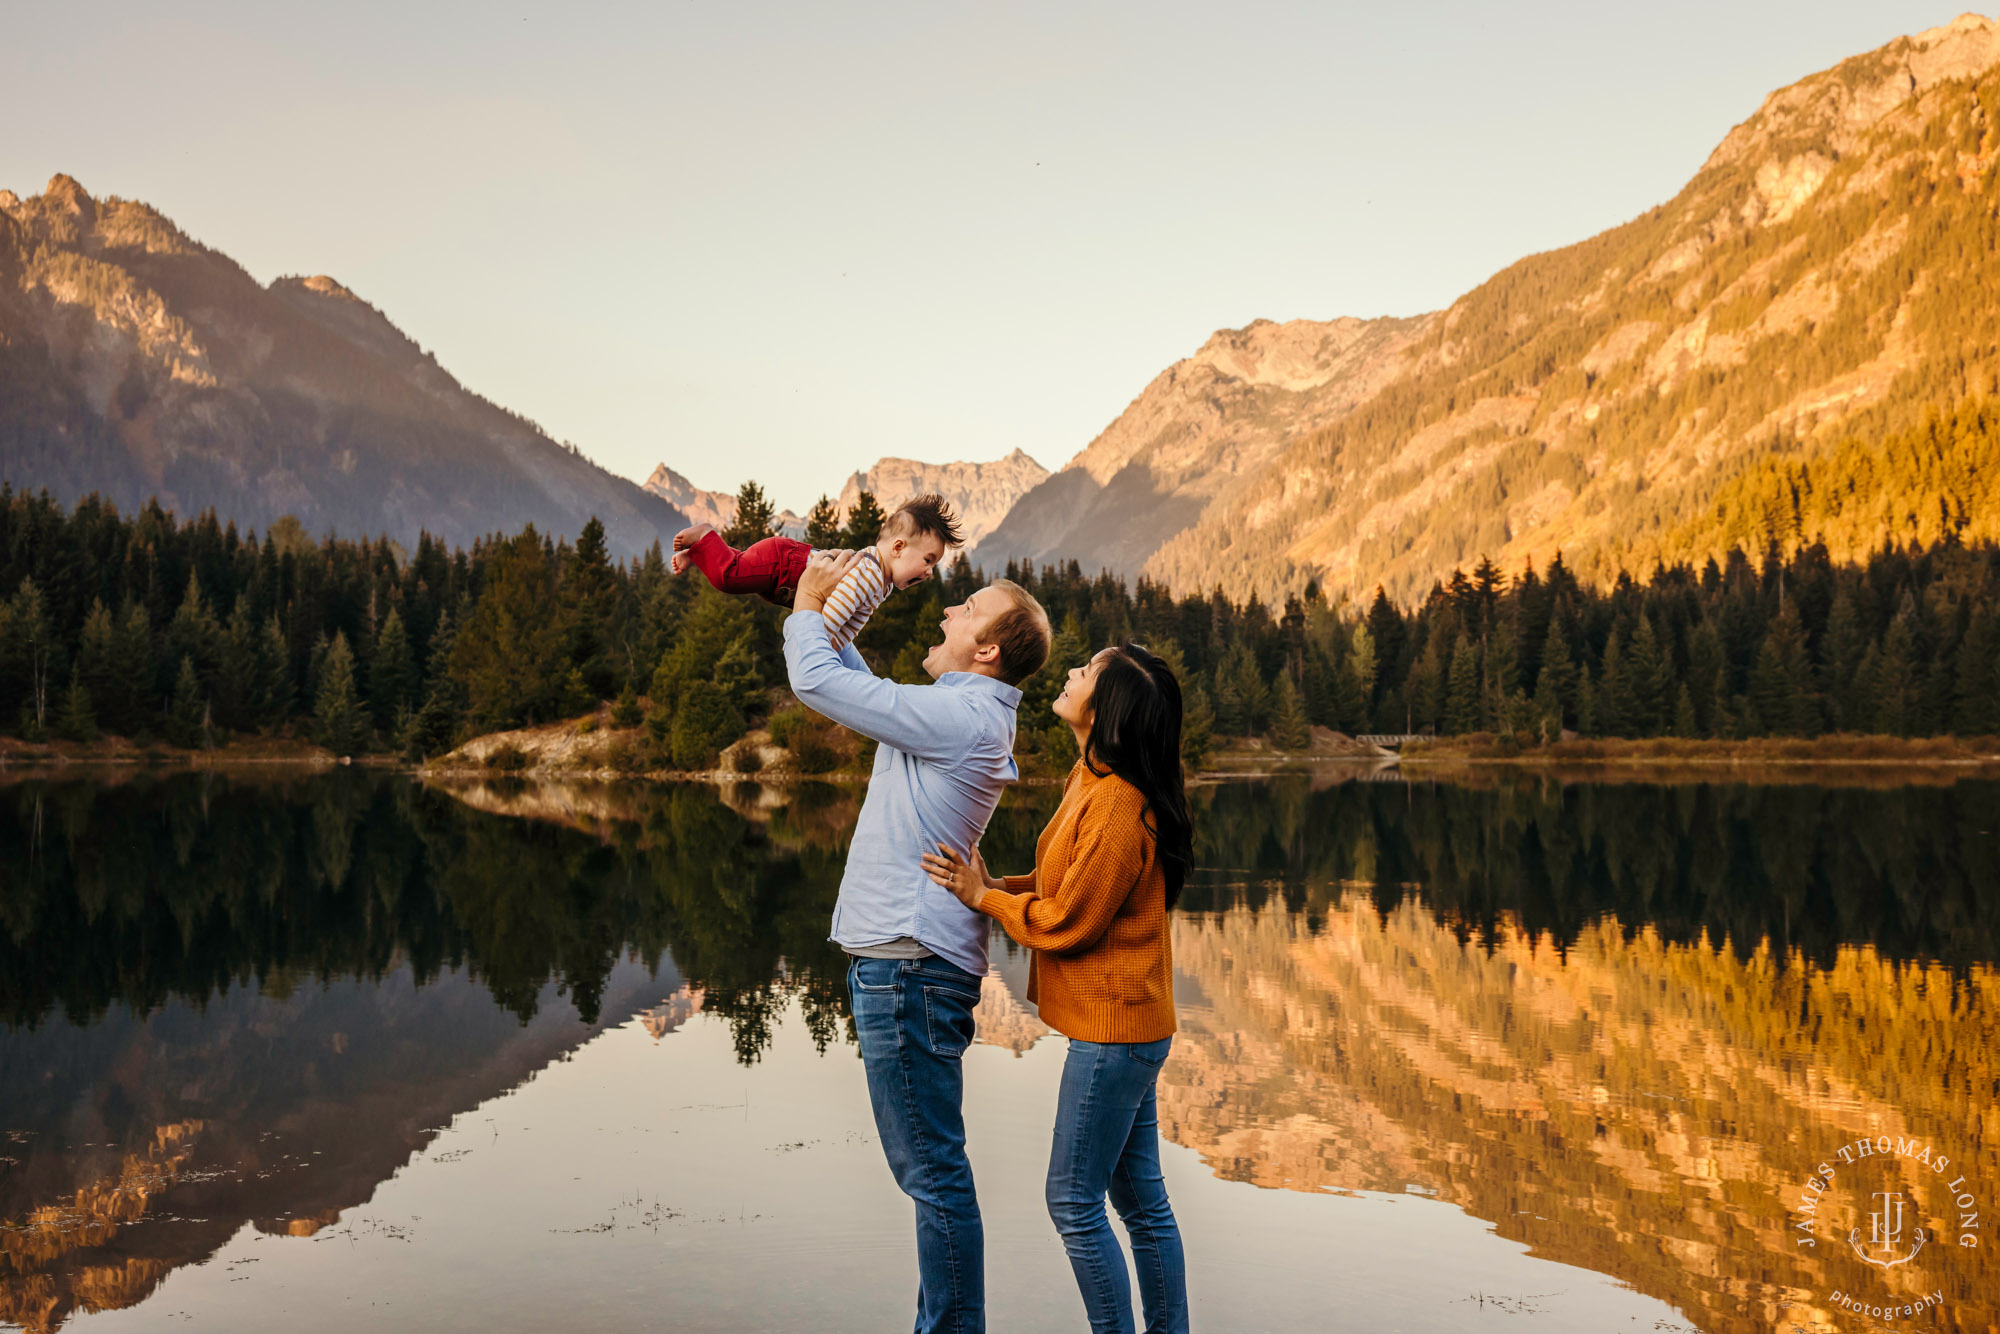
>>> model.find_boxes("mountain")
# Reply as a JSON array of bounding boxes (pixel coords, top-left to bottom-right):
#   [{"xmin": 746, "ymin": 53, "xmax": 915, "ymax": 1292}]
[
  {"xmin": 644, "ymin": 448, "xmax": 1048, "ymax": 548},
  {"xmin": 972, "ymin": 315, "xmax": 1429, "ymax": 580},
  {"xmin": 992, "ymin": 14, "xmax": 2000, "ymax": 603},
  {"xmin": 835, "ymin": 448, "xmax": 1049, "ymax": 549},
  {"xmin": 642, "ymin": 462, "xmax": 804, "ymax": 537},
  {"xmin": 0, "ymin": 176, "xmax": 685, "ymax": 556}
]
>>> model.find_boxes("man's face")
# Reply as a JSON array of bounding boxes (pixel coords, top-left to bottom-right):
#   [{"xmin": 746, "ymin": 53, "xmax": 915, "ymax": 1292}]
[{"xmin": 923, "ymin": 585, "xmax": 1003, "ymax": 678}]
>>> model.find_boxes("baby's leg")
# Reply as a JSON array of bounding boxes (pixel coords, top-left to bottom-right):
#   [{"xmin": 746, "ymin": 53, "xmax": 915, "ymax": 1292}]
[{"xmin": 670, "ymin": 523, "xmax": 716, "ymax": 574}]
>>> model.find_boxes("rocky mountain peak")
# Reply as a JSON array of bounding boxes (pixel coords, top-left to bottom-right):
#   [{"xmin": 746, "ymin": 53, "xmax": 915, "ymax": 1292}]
[
  {"xmin": 42, "ymin": 173, "xmax": 94, "ymax": 218},
  {"xmin": 1703, "ymin": 13, "xmax": 2000, "ymax": 185}
]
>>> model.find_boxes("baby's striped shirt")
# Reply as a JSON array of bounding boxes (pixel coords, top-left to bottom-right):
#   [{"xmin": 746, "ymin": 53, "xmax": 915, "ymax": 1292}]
[{"xmin": 820, "ymin": 547, "xmax": 894, "ymax": 651}]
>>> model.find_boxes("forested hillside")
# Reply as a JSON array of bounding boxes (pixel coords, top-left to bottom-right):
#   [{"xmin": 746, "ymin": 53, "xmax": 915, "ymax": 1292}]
[
  {"xmin": 1116, "ymin": 16, "xmax": 2000, "ymax": 604},
  {"xmin": 5, "ymin": 468, "xmax": 1998, "ymax": 766}
]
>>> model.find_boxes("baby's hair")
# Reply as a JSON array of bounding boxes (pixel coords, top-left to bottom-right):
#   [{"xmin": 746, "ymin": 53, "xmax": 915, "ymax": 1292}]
[{"xmin": 884, "ymin": 493, "xmax": 965, "ymax": 548}]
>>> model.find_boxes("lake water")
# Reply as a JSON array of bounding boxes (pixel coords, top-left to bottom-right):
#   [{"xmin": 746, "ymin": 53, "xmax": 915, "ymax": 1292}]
[{"xmin": 2, "ymin": 769, "xmax": 1995, "ymax": 1333}]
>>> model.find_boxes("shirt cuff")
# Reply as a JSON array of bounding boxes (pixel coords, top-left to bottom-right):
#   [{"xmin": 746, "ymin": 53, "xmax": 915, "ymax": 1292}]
[{"xmin": 1002, "ymin": 873, "xmax": 1036, "ymax": 894}]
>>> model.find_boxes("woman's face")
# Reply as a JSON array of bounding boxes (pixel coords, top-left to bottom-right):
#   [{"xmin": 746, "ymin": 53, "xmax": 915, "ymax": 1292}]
[{"xmin": 1052, "ymin": 649, "xmax": 1113, "ymax": 729}]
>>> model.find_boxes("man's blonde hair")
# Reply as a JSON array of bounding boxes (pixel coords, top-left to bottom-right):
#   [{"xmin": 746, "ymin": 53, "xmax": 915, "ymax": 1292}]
[{"xmin": 979, "ymin": 579, "xmax": 1051, "ymax": 686}]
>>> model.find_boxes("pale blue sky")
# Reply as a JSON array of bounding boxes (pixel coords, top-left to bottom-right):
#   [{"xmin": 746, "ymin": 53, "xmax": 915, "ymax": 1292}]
[{"xmin": 6, "ymin": 2, "xmax": 1964, "ymax": 512}]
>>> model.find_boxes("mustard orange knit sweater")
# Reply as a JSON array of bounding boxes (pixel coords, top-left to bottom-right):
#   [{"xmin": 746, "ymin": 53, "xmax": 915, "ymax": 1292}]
[{"xmin": 974, "ymin": 760, "xmax": 1176, "ymax": 1044}]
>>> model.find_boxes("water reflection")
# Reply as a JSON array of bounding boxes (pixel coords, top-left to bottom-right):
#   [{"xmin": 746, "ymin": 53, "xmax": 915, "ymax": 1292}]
[{"xmin": 1, "ymin": 770, "xmax": 1995, "ymax": 1332}]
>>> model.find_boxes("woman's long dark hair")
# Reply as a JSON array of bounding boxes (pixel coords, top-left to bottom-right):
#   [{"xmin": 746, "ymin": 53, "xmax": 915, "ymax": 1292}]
[{"xmin": 1081, "ymin": 642, "xmax": 1194, "ymax": 909}]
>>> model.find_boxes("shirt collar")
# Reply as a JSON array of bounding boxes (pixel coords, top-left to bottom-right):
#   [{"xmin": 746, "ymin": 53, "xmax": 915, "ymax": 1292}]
[{"xmin": 933, "ymin": 671, "xmax": 1023, "ymax": 709}]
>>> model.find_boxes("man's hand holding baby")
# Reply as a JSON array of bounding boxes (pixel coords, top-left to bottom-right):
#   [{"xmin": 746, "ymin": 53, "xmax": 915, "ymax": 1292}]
[{"xmin": 795, "ymin": 548, "xmax": 864, "ymax": 616}]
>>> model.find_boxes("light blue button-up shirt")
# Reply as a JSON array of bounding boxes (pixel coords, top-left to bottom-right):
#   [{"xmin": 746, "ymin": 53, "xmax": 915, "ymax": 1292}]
[{"xmin": 782, "ymin": 610, "xmax": 1022, "ymax": 976}]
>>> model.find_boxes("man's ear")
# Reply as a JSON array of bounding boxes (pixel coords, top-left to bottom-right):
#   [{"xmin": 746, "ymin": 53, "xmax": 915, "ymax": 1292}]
[{"xmin": 970, "ymin": 641, "xmax": 1002, "ymax": 667}]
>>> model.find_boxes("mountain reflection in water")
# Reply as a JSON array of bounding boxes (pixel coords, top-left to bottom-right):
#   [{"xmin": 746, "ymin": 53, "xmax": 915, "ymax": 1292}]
[{"xmin": 1, "ymin": 770, "xmax": 1995, "ymax": 1332}]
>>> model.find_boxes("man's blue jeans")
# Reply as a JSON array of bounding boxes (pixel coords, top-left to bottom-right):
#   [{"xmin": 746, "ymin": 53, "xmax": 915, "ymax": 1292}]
[
  {"xmin": 1047, "ymin": 1036, "xmax": 1189, "ymax": 1334},
  {"xmin": 848, "ymin": 955, "xmax": 985, "ymax": 1334}
]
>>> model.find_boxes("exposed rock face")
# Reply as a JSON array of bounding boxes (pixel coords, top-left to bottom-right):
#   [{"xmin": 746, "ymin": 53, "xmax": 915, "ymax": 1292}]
[
  {"xmin": 974, "ymin": 314, "xmax": 1429, "ymax": 581},
  {"xmin": 642, "ymin": 463, "xmax": 805, "ymax": 538},
  {"xmin": 835, "ymin": 448, "xmax": 1049, "ymax": 549},
  {"xmin": 0, "ymin": 177, "xmax": 685, "ymax": 555},
  {"xmin": 994, "ymin": 14, "xmax": 2000, "ymax": 600}
]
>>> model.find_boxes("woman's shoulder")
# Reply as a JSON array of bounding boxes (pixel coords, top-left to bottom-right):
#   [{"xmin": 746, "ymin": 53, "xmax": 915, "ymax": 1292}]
[{"xmin": 1076, "ymin": 764, "xmax": 1148, "ymax": 816}]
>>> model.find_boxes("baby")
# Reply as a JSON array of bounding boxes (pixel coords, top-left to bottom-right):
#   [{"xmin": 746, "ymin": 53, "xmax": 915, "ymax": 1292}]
[{"xmin": 672, "ymin": 492, "xmax": 964, "ymax": 650}]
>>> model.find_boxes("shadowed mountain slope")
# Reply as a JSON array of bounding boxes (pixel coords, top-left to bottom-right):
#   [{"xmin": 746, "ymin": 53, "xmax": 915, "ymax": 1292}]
[{"xmin": 0, "ymin": 177, "xmax": 684, "ymax": 555}]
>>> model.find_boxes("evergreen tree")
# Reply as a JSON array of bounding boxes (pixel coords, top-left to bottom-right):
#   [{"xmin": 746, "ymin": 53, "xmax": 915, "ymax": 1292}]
[
  {"xmin": 1687, "ymin": 622, "xmax": 1725, "ymax": 736},
  {"xmin": 315, "ymin": 632, "xmax": 366, "ymax": 754},
  {"xmin": 1, "ymin": 579, "xmax": 55, "ymax": 736},
  {"xmin": 1750, "ymin": 604, "xmax": 1817, "ymax": 736},
  {"xmin": 370, "ymin": 608, "xmax": 418, "ymax": 729},
  {"xmin": 166, "ymin": 655, "xmax": 206, "ymax": 748},
  {"xmin": 671, "ymin": 677, "xmax": 744, "ymax": 769},
  {"xmin": 1534, "ymin": 620, "xmax": 1576, "ymax": 732},
  {"xmin": 1597, "ymin": 627, "xmax": 1632, "ymax": 736},
  {"xmin": 1820, "ymin": 591, "xmax": 1868, "ymax": 729},
  {"xmin": 561, "ymin": 517, "xmax": 621, "ymax": 699},
  {"xmin": 114, "ymin": 601, "xmax": 156, "ymax": 736},
  {"xmin": 1444, "ymin": 637, "xmax": 1481, "ymax": 734},
  {"xmin": 450, "ymin": 527, "xmax": 573, "ymax": 729},
  {"xmin": 1953, "ymin": 606, "xmax": 2000, "ymax": 735},
  {"xmin": 1671, "ymin": 683, "xmax": 1699, "ymax": 739},
  {"xmin": 259, "ymin": 617, "xmax": 296, "ymax": 727},
  {"xmin": 1181, "ymin": 683, "xmax": 1215, "ymax": 769},
  {"xmin": 804, "ymin": 496, "xmax": 843, "ymax": 548},
  {"xmin": 216, "ymin": 598, "xmax": 261, "ymax": 731},
  {"xmin": 56, "ymin": 666, "xmax": 96, "ymax": 743},
  {"xmin": 1270, "ymin": 674, "xmax": 1310, "ymax": 750},
  {"xmin": 1628, "ymin": 616, "xmax": 1672, "ymax": 736},
  {"xmin": 76, "ymin": 600, "xmax": 121, "ymax": 731},
  {"xmin": 841, "ymin": 491, "xmax": 887, "ymax": 548},
  {"xmin": 723, "ymin": 482, "xmax": 779, "ymax": 548}
]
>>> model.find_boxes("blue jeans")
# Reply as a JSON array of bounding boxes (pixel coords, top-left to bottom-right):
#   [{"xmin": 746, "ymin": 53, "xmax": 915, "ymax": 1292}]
[
  {"xmin": 848, "ymin": 956, "xmax": 985, "ymax": 1334},
  {"xmin": 1047, "ymin": 1036, "xmax": 1188, "ymax": 1334}
]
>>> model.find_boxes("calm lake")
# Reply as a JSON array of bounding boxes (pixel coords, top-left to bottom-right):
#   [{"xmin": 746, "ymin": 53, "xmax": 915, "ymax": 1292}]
[{"xmin": 2, "ymin": 768, "xmax": 1995, "ymax": 1333}]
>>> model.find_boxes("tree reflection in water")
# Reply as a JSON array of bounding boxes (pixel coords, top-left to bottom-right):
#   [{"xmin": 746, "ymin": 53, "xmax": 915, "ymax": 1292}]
[{"xmin": 1, "ymin": 770, "xmax": 1995, "ymax": 1334}]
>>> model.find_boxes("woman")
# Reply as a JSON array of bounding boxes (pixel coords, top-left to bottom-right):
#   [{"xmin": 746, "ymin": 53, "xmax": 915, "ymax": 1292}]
[{"xmin": 923, "ymin": 642, "xmax": 1194, "ymax": 1334}]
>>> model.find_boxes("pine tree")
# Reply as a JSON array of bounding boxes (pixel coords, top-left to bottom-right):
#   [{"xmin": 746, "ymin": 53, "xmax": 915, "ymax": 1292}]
[
  {"xmin": 216, "ymin": 598, "xmax": 261, "ymax": 732},
  {"xmin": 1750, "ymin": 603, "xmax": 1817, "ymax": 736},
  {"xmin": 723, "ymin": 482, "xmax": 779, "ymax": 548},
  {"xmin": 166, "ymin": 655, "xmax": 206, "ymax": 748},
  {"xmin": 1444, "ymin": 637, "xmax": 1481, "ymax": 734},
  {"xmin": 2, "ymin": 579, "xmax": 55, "ymax": 736},
  {"xmin": 1597, "ymin": 627, "xmax": 1632, "ymax": 737},
  {"xmin": 1687, "ymin": 622, "xmax": 1725, "ymax": 737},
  {"xmin": 1953, "ymin": 606, "xmax": 2000, "ymax": 735},
  {"xmin": 259, "ymin": 618, "xmax": 295, "ymax": 727},
  {"xmin": 841, "ymin": 491, "xmax": 887, "ymax": 547},
  {"xmin": 315, "ymin": 632, "xmax": 366, "ymax": 754},
  {"xmin": 670, "ymin": 677, "xmax": 744, "ymax": 769},
  {"xmin": 1533, "ymin": 620, "xmax": 1576, "ymax": 733},
  {"xmin": 115, "ymin": 601, "xmax": 156, "ymax": 736},
  {"xmin": 370, "ymin": 608, "xmax": 418, "ymax": 729},
  {"xmin": 1181, "ymin": 683, "xmax": 1215, "ymax": 769},
  {"xmin": 1628, "ymin": 617, "xmax": 1671, "ymax": 736},
  {"xmin": 561, "ymin": 517, "xmax": 621, "ymax": 699},
  {"xmin": 56, "ymin": 666, "xmax": 97, "ymax": 743},
  {"xmin": 804, "ymin": 496, "xmax": 843, "ymax": 548},
  {"xmin": 76, "ymin": 599, "xmax": 122, "ymax": 732},
  {"xmin": 1820, "ymin": 591, "xmax": 1867, "ymax": 729},
  {"xmin": 1671, "ymin": 683, "xmax": 1699, "ymax": 738},
  {"xmin": 1270, "ymin": 674, "xmax": 1310, "ymax": 749}
]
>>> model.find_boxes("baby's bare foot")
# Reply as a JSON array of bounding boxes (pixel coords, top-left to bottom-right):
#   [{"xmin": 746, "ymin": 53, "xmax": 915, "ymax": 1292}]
[{"xmin": 672, "ymin": 523, "xmax": 714, "ymax": 552}]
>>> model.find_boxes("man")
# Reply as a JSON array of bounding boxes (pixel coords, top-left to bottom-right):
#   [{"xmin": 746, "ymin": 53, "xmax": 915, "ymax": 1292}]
[{"xmin": 783, "ymin": 549, "xmax": 1052, "ymax": 1334}]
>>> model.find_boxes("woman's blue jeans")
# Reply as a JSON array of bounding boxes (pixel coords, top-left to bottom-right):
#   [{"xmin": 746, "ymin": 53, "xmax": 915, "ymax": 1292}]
[{"xmin": 1047, "ymin": 1036, "xmax": 1189, "ymax": 1334}]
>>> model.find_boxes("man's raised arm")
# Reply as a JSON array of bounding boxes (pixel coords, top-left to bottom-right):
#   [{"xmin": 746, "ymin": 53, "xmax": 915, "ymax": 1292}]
[{"xmin": 783, "ymin": 610, "xmax": 966, "ymax": 761}]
